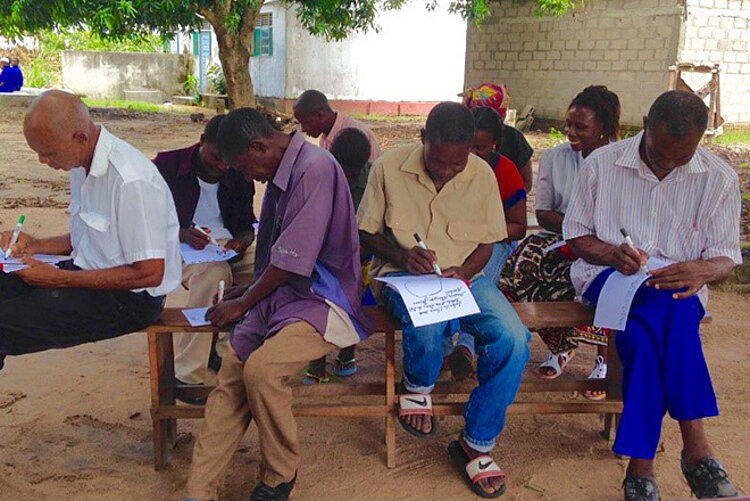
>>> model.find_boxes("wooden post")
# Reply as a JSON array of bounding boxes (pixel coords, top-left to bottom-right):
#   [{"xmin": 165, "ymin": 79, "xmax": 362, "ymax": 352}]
[
  {"xmin": 602, "ymin": 331, "xmax": 623, "ymax": 441},
  {"xmin": 384, "ymin": 328, "xmax": 397, "ymax": 468},
  {"xmin": 149, "ymin": 330, "xmax": 177, "ymax": 470}
]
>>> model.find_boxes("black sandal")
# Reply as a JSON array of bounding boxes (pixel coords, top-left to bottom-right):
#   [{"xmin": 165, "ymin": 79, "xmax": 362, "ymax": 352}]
[
  {"xmin": 622, "ymin": 475, "xmax": 661, "ymax": 501},
  {"xmin": 250, "ymin": 475, "xmax": 296, "ymax": 501},
  {"xmin": 681, "ymin": 454, "xmax": 739, "ymax": 499}
]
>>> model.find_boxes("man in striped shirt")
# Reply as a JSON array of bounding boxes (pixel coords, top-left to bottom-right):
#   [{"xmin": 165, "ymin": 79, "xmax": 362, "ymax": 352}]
[{"xmin": 564, "ymin": 91, "xmax": 741, "ymax": 501}]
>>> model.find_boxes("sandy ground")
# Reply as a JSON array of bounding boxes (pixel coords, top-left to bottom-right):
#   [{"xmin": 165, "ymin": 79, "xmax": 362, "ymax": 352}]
[{"xmin": 1, "ymin": 110, "xmax": 749, "ymax": 501}]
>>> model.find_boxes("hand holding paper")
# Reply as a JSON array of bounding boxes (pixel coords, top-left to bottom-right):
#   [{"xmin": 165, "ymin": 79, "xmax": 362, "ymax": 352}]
[{"xmin": 647, "ymin": 260, "xmax": 717, "ymax": 299}]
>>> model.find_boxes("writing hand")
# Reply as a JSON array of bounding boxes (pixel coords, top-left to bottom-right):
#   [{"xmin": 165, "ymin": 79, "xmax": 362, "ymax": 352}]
[
  {"xmin": 610, "ymin": 243, "xmax": 648, "ymax": 275},
  {"xmin": 206, "ymin": 298, "xmax": 247, "ymax": 327},
  {"xmin": 1, "ymin": 230, "xmax": 36, "ymax": 256},
  {"xmin": 179, "ymin": 228, "xmax": 211, "ymax": 250},
  {"xmin": 405, "ymin": 246, "xmax": 437, "ymax": 275},
  {"xmin": 212, "ymin": 284, "xmax": 248, "ymax": 304},
  {"xmin": 223, "ymin": 238, "xmax": 250, "ymax": 257},
  {"xmin": 646, "ymin": 261, "xmax": 712, "ymax": 299},
  {"xmin": 12, "ymin": 257, "xmax": 65, "ymax": 286}
]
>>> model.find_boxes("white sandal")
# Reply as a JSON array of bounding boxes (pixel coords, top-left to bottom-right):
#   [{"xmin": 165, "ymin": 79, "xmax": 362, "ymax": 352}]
[
  {"xmin": 537, "ymin": 350, "xmax": 575, "ymax": 379},
  {"xmin": 583, "ymin": 355, "xmax": 608, "ymax": 400}
]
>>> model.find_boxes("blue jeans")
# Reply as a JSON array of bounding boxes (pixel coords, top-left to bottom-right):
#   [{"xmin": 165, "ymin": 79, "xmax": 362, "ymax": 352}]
[
  {"xmin": 584, "ymin": 268, "xmax": 717, "ymax": 459},
  {"xmin": 443, "ymin": 242, "xmax": 516, "ymax": 357},
  {"xmin": 383, "ymin": 274, "xmax": 530, "ymax": 452}
]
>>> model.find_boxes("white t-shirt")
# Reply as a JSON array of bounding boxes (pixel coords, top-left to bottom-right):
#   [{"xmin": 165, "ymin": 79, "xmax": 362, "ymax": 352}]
[
  {"xmin": 193, "ymin": 178, "xmax": 233, "ymax": 241},
  {"xmin": 534, "ymin": 142, "xmax": 583, "ymax": 215},
  {"xmin": 69, "ymin": 126, "xmax": 181, "ymax": 297}
]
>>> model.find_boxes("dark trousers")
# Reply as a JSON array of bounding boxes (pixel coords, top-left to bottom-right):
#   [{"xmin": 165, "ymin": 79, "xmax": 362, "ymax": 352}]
[{"xmin": 0, "ymin": 267, "xmax": 164, "ymax": 370}]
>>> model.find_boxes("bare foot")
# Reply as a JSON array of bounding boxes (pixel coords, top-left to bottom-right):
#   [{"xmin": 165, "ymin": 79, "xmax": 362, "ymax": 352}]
[
  {"xmin": 401, "ymin": 413, "xmax": 433, "ymax": 435},
  {"xmin": 459, "ymin": 436, "xmax": 505, "ymax": 495}
]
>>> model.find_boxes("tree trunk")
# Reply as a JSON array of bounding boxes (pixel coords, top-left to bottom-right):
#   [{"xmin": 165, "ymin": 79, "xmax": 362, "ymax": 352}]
[
  {"xmin": 216, "ymin": 33, "xmax": 255, "ymax": 109},
  {"xmin": 202, "ymin": 5, "xmax": 259, "ymax": 110}
]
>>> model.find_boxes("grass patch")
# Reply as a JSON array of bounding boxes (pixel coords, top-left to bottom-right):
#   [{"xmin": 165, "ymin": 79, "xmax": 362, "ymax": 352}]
[
  {"xmin": 81, "ymin": 98, "xmax": 211, "ymax": 115},
  {"xmin": 714, "ymin": 130, "xmax": 750, "ymax": 146}
]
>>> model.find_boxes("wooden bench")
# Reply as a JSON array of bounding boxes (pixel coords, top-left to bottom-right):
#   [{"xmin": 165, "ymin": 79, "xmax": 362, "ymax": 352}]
[{"xmin": 148, "ymin": 302, "xmax": 628, "ymax": 469}]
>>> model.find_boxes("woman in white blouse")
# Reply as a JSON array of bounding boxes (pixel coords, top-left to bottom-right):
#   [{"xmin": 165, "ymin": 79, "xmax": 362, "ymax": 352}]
[{"xmin": 503, "ymin": 86, "xmax": 621, "ymax": 397}]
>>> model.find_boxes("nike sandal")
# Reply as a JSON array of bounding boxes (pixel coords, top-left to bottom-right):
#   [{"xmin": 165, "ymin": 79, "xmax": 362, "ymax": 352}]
[
  {"xmin": 398, "ymin": 393, "xmax": 436, "ymax": 438},
  {"xmin": 448, "ymin": 440, "xmax": 506, "ymax": 498}
]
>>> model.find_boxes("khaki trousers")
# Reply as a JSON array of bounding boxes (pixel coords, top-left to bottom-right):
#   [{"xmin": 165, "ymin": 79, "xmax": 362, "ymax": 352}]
[
  {"xmin": 186, "ymin": 321, "xmax": 337, "ymax": 500},
  {"xmin": 174, "ymin": 243, "xmax": 255, "ymax": 384}
]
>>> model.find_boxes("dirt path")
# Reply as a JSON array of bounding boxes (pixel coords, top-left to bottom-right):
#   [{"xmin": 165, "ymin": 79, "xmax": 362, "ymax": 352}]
[{"xmin": 0, "ymin": 110, "xmax": 748, "ymax": 500}]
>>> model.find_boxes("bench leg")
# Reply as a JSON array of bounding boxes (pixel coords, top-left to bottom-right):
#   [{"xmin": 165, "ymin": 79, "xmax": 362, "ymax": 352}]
[
  {"xmin": 602, "ymin": 331, "xmax": 623, "ymax": 441},
  {"xmin": 385, "ymin": 328, "xmax": 397, "ymax": 468},
  {"xmin": 149, "ymin": 330, "xmax": 177, "ymax": 470}
]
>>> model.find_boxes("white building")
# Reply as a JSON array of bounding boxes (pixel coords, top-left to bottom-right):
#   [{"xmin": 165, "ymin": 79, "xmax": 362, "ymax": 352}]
[{"xmin": 172, "ymin": 0, "xmax": 467, "ymax": 113}]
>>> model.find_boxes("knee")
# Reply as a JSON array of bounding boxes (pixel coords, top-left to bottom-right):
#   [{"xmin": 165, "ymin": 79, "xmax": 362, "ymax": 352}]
[
  {"xmin": 242, "ymin": 356, "xmax": 265, "ymax": 387},
  {"xmin": 190, "ymin": 262, "xmax": 232, "ymax": 285}
]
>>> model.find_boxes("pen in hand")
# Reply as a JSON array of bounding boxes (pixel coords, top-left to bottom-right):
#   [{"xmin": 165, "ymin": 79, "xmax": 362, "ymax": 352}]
[
  {"xmin": 5, "ymin": 215, "xmax": 26, "ymax": 258},
  {"xmin": 413, "ymin": 232, "xmax": 442, "ymax": 275},
  {"xmin": 620, "ymin": 228, "xmax": 647, "ymax": 271},
  {"xmin": 217, "ymin": 279, "xmax": 225, "ymax": 303},
  {"xmin": 191, "ymin": 222, "xmax": 219, "ymax": 246}
]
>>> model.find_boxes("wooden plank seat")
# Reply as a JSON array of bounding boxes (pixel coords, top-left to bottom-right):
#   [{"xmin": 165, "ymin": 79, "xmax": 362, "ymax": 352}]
[{"xmin": 147, "ymin": 302, "xmax": 625, "ymax": 470}]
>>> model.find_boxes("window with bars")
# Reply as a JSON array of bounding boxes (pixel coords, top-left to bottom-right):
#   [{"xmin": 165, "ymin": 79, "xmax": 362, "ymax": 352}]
[{"xmin": 254, "ymin": 13, "xmax": 273, "ymax": 56}]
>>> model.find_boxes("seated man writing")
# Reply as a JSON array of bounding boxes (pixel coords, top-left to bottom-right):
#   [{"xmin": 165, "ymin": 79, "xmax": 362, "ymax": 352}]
[
  {"xmin": 358, "ymin": 102, "xmax": 530, "ymax": 498},
  {"xmin": 184, "ymin": 108, "xmax": 371, "ymax": 501},
  {"xmin": 0, "ymin": 90, "xmax": 180, "ymax": 371},
  {"xmin": 153, "ymin": 115, "xmax": 256, "ymax": 400},
  {"xmin": 564, "ymin": 90, "xmax": 740, "ymax": 501}
]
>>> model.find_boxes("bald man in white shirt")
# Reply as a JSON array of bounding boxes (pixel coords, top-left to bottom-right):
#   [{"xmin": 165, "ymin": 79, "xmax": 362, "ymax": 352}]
[{"xmin": 0, "ymin": 90, "xmax": 181, "ymax": 372}]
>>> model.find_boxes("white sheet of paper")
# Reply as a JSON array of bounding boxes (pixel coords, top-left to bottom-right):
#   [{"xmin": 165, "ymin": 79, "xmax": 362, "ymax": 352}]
[
  {"xmin": 182, "ymin": 307, "xmax": 211, "ymax": 327},
  {"xmin": 374, "ymin": 275, "xmax": 480, "ymax": 327},
  {"xmin": 593, "ymin": 257, "xmax": 671, "ymax": 330},
  {"xmin": 543, "ymin": 240, "xmax": 567, "ymax": 254},
  {"xmin": 180, "ymin": 243, "xmax": 237, "ymax": 265},
  {"xmin": 0, "ymin": 254, "xmax": 70, "ymax": 273}
]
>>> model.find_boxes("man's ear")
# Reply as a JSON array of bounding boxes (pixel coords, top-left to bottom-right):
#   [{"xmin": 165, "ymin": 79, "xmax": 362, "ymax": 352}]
[
  {"xmin": 72, "ymin": 130, "xmax": 88, "ymax": 145},
  {"xmin": 199, "ymin": 133, "xmax": 206, "ymax": 147},
  {"xmin": 642, "ymin": 116, "xmax": 648, "ymax": 131},
  {"xmin": 420, "ymin": 128, "xmax": 426, "ymax": 144},
  {"xmin": 249, "ymin": 138, "xmax": 268, "ymax": 153}
]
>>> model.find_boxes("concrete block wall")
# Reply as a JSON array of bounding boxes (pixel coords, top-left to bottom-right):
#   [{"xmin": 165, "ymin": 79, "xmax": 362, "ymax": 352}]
[
  {"xmin": 61, "ymin": 51, "xmax": 192, "ymax": 101},
  {"xmin": 465, "ymin": 0, "xmax": 684, "ymax": 126},
  {"xmin": 679, "ymin": 0, "xmax": 750, "ymax": 124}
]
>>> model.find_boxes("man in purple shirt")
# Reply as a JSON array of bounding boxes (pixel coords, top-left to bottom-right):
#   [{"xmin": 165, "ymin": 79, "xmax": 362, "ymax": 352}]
[
  {"xmin": 184, "ymin": 108, "xmax": 371, "ymax": 501},
  {"xmin": 153, "ymin": 115, "xmax": 256, "ymax": 397}
]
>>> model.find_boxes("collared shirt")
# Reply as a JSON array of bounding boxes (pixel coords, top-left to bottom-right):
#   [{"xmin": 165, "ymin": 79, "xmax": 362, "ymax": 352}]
[
  {"xmin": 563, "ymin": 131, "xmax": 742, "ymax": 298},
  {"xmin": 535, "ymin": 142, "xmax": 584, "ymax": 215},
  {"xmin": 69, "ymin": 126, "xmax": 181, "ymax": 297},
  {"xmin": 230, "ymin": 132, "xmax": 372, "ymax": 362},
  {"xmin": 152, "ymin": 144, "xmax": 256, "ymax": 237},
  {"xmin": 357, "ymin": 144, "xmax": 508, "ymax": 279},
  {"xmin": 320, "ymin": 113, "xmax": 383, "ymax": 162}
]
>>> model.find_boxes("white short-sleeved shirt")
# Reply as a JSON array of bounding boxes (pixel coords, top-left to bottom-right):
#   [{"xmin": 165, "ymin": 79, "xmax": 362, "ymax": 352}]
[
  {"xmin": 69, "ymin": 126, "xmax": 181, "ymax": 297},
  {"xmin": 535, "ymin": 142, "xmax": 583, "ymax": 215},
  {"xmin": 563, "ymin": 132, "xmax": 742, "ymax": 301}
]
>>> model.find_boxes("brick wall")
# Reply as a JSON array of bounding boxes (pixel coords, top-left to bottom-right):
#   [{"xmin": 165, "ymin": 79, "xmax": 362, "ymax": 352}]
[
  {"xmin": 679, "ymin": 0, "xmax": 750, "ymax": 124},
  {"xmin": 465, "ymin": 0, "xmax": 684, "ymax": 126}
]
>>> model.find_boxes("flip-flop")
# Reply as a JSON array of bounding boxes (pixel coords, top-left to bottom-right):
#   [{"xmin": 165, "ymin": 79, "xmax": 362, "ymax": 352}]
[
  {"xmin": 250, "ymin": 474, "xmax": 296, "ymax": 501},
  {"xmin": 583, "ymin": 355, "xmax": 607, "ymax": 400},
  {"xmin": 398, "ymin": 393, "xmax": 436, "ymax": 438},
  {"xmin": 333, "ymin": 357, "xmax": 357, "ymax": 377},
  {"xmin": 448, "ymin": 440, "xmax": 507, "ymax": 499},
  {"xmin": 537, "ymin": 350, "xmax": 575, "ymax": 379},
  {"xmin": 302, "ymin": 372, "xmax": 331, "ymax": 385}
]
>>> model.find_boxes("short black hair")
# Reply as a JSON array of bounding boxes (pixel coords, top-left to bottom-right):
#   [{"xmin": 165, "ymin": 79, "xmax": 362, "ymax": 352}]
[
  {"xmin": 568, "ymin": 85, "xmax": 621, "ymax": 141},
  {"xmin": 203, "ymin": 114, "xmax": 225, "ymax": 145},
  {"xmin": 217, "ymin": 107, "xmax": 274, "ymax": 161},
  {"xmin": 294, "ymin": 89, "xmax": 332, "ymax": 116},
  {"xmin": 424, "ymin": 102, "xmax": 475, "ymax": 145},
  {"xmin": 647, "ymin": 90, "xmax": 708, "ymax": 137},
  {"xmin": 470, "ymin": 106, "xmax": 504, "ymax": 145},
  {"xmin": 330, "ymin": 128, "xmax": 371, "ymax": 174}
]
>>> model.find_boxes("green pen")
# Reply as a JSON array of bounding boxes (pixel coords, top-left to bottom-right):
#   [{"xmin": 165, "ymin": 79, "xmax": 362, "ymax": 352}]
[{"xmin": 5, "ymin": 214, "xmax": 25, "ymax": 258}]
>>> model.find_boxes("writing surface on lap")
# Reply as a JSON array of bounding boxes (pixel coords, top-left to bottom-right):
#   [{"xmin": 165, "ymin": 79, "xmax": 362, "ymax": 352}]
[
  {"xmin": 375, "ymin": 275, "xmax": 480, "ymax": 328},
  {"xmin": 182, "ymin": 307, "xmax": 211, "ymax": 327},
  {"xmin": 593, "ymin": 257, "xmax": 673, "ymax": 331},
  {"xmin": 179, "ymin": 243, "xmax": 237, "ymax": 265},
  {"xmin": 0, "ymin": 254, "xmax": 70, "ymax": 273}
]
